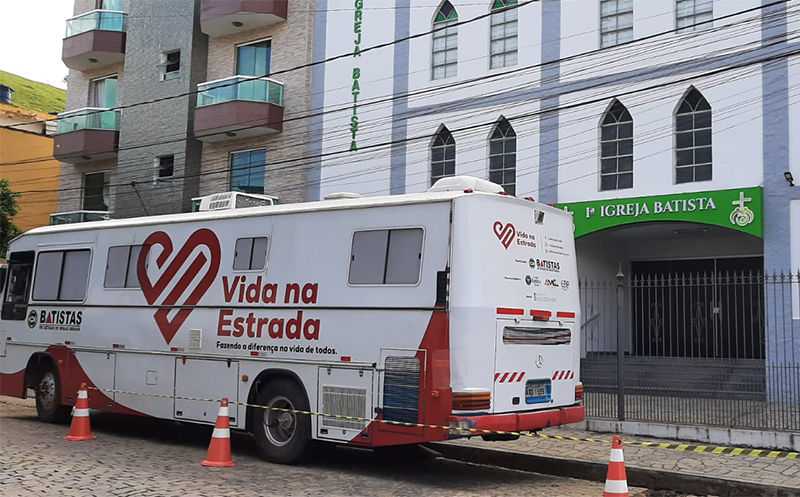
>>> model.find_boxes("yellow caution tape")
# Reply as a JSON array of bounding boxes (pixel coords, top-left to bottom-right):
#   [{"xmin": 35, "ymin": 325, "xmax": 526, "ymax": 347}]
[{"xmin": 84, "ymin": 386, "xmax": 800, "ymax": 459}]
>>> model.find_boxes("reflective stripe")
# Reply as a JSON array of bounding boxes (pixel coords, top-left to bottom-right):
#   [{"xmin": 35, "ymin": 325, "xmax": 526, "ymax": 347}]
[
  {"xmin": 78, "ymin": 391, "xmax": 88, "ymax": 399},
  {"xmin": 212, "ymin": 428, "xmax": 230, "ymax": 439},
  {"xmin": 73, "ymin": 408, "xmax": 90, "ymax": 417},
  {"xmin": 609, "ymin": 449, "xmax": 625, "ymax": 462},
  {"xmin": 604, "ymin": 479, "xmax": 629, "ymax": 494},
  {"xmin": 218, "ymin": 406, "xmax": 229, "ymax": 417}
]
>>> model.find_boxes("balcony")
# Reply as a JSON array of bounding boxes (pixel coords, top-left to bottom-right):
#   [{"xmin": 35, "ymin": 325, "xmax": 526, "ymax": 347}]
[
  {"xmin": 200, "ymin": 0, "xmax": 288, "ymax": 37},
  {"xmin": 63, "ymin": 10, "xmax": 127, "ymax": 71},
  {"xmin": 193, "ymin": 76, "xmax": 284, "ymax": 142},
  {"xmin": 50, "ymin": 211, "xmax": 112, "ymax": 225},
  {"xmin": 53, "ymin": 108, "xmax": 121, "ymax": 162}
]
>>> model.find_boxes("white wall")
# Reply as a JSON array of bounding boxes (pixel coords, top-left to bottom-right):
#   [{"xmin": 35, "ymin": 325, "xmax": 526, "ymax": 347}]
[
  {"xmin": 316, "ymin": 0, "xmax": 769, "ymax": 199},
  {"xmin": 557, "ymin": 67, "xmax": 764, "ymax": 202},
  {"xmin": 791, "ymin": 200, "xmax": 800, "ymax": 319}
]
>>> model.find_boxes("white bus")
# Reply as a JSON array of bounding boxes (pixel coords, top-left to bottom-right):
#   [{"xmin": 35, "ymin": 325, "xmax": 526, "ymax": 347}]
[{"xmin": 0, "ymin": 177, "xmax": 583, "ymax": 463}]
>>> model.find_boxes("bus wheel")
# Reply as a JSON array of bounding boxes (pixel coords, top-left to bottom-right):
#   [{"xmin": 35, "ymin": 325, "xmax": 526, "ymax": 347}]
[
  {"xmin": 252, "ymin": 378, "xmax": 312, "ymax": 464},
  {"xmin": 35, "ymin": 366, "xmax": 70, "ymax": 424}
]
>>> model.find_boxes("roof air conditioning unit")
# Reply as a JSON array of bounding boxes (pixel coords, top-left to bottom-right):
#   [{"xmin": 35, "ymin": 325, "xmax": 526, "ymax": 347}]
[
  {"xmin": 428, "ymin": 175, "xmax": 505, "ymax": 194},
  {"xmin": 323, "ymin": 192, "xmax": 363, "ymax": 200},
  {"xmin": 192, "ymin": 192, "xmax": 278, "ymax": 212}
]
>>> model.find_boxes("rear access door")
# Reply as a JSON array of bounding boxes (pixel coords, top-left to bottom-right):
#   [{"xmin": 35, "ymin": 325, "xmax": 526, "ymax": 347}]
[{"xmin": 493, "ymin": 318, "xmax": 576, "ymax": 413}]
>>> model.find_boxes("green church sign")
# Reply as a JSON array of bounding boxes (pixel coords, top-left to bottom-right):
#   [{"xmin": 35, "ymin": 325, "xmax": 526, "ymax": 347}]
[{"xmin": 556, "ymin": 187, "xmax": 763, "ymax": 238}]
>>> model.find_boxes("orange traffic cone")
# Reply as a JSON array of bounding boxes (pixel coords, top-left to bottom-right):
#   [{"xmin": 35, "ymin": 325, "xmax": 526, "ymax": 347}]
[
  {"xmin": 64, "ymin": 382, "xmax": 96, "ymax": 441},
  {"xmin": 201, "ymin": 398, "xmax": 235, "ymax": 467},
  {"xmin": 603, "ymin": 436, "xmax": 629, "ymax": 497}
]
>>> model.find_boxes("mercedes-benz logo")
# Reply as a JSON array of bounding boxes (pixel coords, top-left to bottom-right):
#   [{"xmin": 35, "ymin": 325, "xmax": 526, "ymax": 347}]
[{"xmin": 535, "ymin": 355, "xmax": 544, "ymax": 368}]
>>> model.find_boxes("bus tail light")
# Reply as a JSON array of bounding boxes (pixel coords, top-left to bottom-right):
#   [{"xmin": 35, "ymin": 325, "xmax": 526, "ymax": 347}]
[
  {"xmin": 452, "ymin": 391, "xmax": 491, "ymax": 411},
  {"xmin": 575, "ymin": 384, "xmax": 584, "ymax": 403}
]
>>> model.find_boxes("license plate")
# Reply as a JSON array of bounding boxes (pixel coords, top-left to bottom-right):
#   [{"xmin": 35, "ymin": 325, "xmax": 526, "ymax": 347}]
[{"xmin": 525, "ymin": 379, "xmax": 552, "ymax": 404}]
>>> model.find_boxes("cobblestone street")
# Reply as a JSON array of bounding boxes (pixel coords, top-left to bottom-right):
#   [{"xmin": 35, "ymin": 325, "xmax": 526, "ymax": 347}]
[{"xmin": 0, "ymin": 397, "xmax": 644, "ymax": 497}]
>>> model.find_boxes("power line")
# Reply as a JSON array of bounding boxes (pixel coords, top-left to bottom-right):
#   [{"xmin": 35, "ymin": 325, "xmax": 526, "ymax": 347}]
[
  {"xmin": 10, "ymin": 37, "xmax": 799, "ymax": 206},
  {"xmin": 1, "ymin": 0, "xmax": 789, "ymax": 172},
  {"xmin": 0, "ymin": 0, "xmax": 536, "ymax": 133}
]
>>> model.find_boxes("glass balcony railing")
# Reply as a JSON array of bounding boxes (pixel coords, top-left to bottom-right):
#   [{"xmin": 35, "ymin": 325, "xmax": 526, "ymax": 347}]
[
  {"xmin": 197, "ymin": 76, "xmax": 284, "ymax": 108},
  {"xmin": 66, "ymin": 10, "xmax": 128, "ymax": 37},
  {"xmin": 56, "ymin": 108, "xmax": 121, "ymax": 134},
  {"xmin": 50, "ymin": 211, "xmax": 111, "ymax": 225}
]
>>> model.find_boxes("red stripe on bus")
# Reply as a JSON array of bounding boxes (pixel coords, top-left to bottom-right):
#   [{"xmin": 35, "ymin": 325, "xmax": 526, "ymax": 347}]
[
  {"xmin": 500, "ymin": 372, "xmax": 510, "ymax": 383},
  {"xmin": 495, "ymin": 373, "xmax": 500, "ymax": 382},
  {"xmin": 497, "ymin": 307, "xmax": 525, "ymax": 315},
  {"xmin": 517, "ymin": 372, "xmax": 525, "ymax": 382},
  {"xmin": 556, "ymin": 311, "xmax": 576, "ymax": 319},
  {"xmin": 509, "ymin": 372, "xmax": 518, "ymax": 383},
  {"xmin": 530, "ymin": 310, "xmax": 552, "ymax": 319},
  {"xmin": 552, "ymin": 372, "xmax": 559, "ymax": 380}
]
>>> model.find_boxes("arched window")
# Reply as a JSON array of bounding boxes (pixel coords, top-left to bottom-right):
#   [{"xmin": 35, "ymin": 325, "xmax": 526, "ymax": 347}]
[
  {"xmin": 432, "ymin": 1, "xmax": 458, "ymax": 80},
  {"xmin": 489, "ymin": 117, "xmax": 516, "ymax": 195},
  {"xmin": 675, "ymin": 88, "xmax": 712, "ymax": 183},
  {"xmin": 431, "ymin": 126, "xmax": 456, "ymax": 186},
  {"xmin": 600, "ymin": 100, "xmax": 633, "ymax": 191},
  {"xmin": 490, "ymin": 0, "xmax": 518, "ymax": 69}
]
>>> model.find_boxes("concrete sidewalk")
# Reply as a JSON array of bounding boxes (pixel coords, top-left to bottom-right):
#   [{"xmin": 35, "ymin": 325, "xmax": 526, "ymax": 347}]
[{"xmin": 432, "ymin": 427, "xmax": 800, "ymax": 497}]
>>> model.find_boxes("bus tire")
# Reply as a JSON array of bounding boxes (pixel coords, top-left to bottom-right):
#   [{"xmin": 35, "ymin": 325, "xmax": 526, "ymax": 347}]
[
  {"xmin": 34, "ymin": 365, "xmax": 70, "ymax": 424},
  {"xmin": 251, "ymin": 378, "xmax": 313, "ymax": 464}
]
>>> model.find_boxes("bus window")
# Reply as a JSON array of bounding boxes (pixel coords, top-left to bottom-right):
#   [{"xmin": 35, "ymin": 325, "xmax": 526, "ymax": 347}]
[{"xmin": 1, "ymin": 251, "xmax": 35, "ymax": 321}]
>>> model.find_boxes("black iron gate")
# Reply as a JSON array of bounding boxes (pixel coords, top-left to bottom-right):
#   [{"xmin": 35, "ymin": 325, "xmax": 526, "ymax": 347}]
[{"xmin": 580, "ymin": 267, "xmax": 800, "ymax": 431}]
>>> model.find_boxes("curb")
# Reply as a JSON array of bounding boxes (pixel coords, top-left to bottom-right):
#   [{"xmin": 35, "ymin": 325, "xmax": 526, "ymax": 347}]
[{"xmin": 429, "ymin": 442, "xmax": 800, "ymax": 497}]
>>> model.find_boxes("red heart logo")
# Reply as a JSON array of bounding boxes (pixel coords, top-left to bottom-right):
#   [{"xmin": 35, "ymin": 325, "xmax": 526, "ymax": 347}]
[
  {"xmin": 493, "ymin": 221, "xmax": 515, "ymax": 249},
  {"xmin": 137, "ymin": 229, "xmax": 221, "ymax": 345}
]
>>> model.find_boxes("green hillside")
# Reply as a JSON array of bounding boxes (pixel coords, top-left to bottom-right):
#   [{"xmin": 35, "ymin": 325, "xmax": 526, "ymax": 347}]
[{"xmin": 0, "ymin": 70, "xmax": 66, "ymax": 114}]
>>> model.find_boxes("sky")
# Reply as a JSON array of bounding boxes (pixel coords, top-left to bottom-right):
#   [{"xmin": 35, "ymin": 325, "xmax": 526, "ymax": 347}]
[{"xmin": 0, "ymin": 1, "xmax": 73, "ymax": 89}]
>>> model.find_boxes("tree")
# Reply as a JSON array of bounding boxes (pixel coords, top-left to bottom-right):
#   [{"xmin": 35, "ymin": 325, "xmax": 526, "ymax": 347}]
[{"xmin": 0, "ymin": 179, "xmax": 21, "ymax": 259}]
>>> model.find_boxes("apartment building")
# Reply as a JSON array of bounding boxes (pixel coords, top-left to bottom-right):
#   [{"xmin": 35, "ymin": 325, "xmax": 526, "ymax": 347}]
[{"xmin": 54, "ymin": 0, "xmax": 313, "ymax": 220}]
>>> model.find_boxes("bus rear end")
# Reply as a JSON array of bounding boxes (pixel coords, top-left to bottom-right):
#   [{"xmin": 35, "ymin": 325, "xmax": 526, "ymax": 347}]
[{"xmin": 448, "ymin": 193, "xmax": 584, "ymax": 436}]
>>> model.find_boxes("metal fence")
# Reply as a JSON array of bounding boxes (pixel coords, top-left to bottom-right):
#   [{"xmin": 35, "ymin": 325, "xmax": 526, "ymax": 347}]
[{"xmin": 580, "ymin": 271, "xmax": 800, "ymax": 431}]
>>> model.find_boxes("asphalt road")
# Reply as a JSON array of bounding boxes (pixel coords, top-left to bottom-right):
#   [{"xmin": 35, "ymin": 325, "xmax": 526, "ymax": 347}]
[{"xmin": 0, "ymin": 396, "xmax": 646, "ymax": 497}]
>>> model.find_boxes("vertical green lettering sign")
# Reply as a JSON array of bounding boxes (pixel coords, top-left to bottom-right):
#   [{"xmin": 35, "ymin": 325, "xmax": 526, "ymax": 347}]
[{"xmin": 350, "ymin": 0, "xmax": 363, "ymax": 152}]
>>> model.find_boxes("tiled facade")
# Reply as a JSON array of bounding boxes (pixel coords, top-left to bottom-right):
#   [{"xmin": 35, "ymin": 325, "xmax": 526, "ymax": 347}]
[
  {"xmin": 58, "ymin": 0, "xmax": 314, "ymax": 218},
  {"xmin": 199, "ymin": 3, "xmax": 314, "ymax": 203}
]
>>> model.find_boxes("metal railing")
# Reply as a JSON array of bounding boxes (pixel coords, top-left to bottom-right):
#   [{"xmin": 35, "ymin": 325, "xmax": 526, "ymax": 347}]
[
  {"xmin": 49, "ymin": 211, "xmax": 112, "ymax": 225},
  {"xmin": 56, "ymin": 108, "xmax": 121, "ymax": 134},
  {"xmin": 196, "ymin": 76, "xmax": 284, "ymax": 108},
  {"xmin": 580, "ymin": 271, "xmax": 800, "ymax": 431},
  {"xmin": 65, "ymin": 10, "xmax": 127, "ymax": 37}
]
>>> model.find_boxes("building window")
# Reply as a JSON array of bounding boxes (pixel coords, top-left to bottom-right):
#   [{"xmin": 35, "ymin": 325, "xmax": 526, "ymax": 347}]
[
  {"xmin": 83, "ymin": 171, "xmax": 110, "ymax": 211},
  {"xmin": 490, "ymin": 0, "xmax": 518, "ymax": 69},
  {"xmin": 155, "ymin": 155, "xmax": 174, "ymax": 182},
  {"xmin": 600, "ymin": 0, "xmax": 633, "ymax": 47},
  {"xmin": 431, "ymin": 126, "xmax": 456, "ymax": 186},
  {"xmin": 676, "ymin": 88, "xmax": 712, "ymax": 183},
  {"xmin": 233, "ymin": 237, "xmax": 269, "ymax": 271},
  {"xmin": 230, "ymin": 149, "xmax": 266, "ymax": 194},
  {"xmin": 600, "ymin": 100, "xmax": 633, "ymax": 191},
  {"xmin": 489, "ymin": 117, "xmax": 516, "ymax": 195},
  {"xmin": 159, "ymin": 50, "xmax": 181, "ymax": 81},
  {"xmin": 349, "ymin": 228, "xmax": 424, "ymax": 285},
  {"xmin": 32, "ymin": 250, "xmax": 92, "ymax": 302},
  {"xmin": 237, "ymin": 39, "xmax": 271, "ymax": 77},
  {"xmin": 676, "ymin": 0, "xmax": 713, "ymax": 33},
  {"xmin": 432, "ymin": 1, "xmax": 458, "ymax": 80},
  {"xmin": 89, "ymin": 75, "xmax": 117, "ymax": 107}
]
